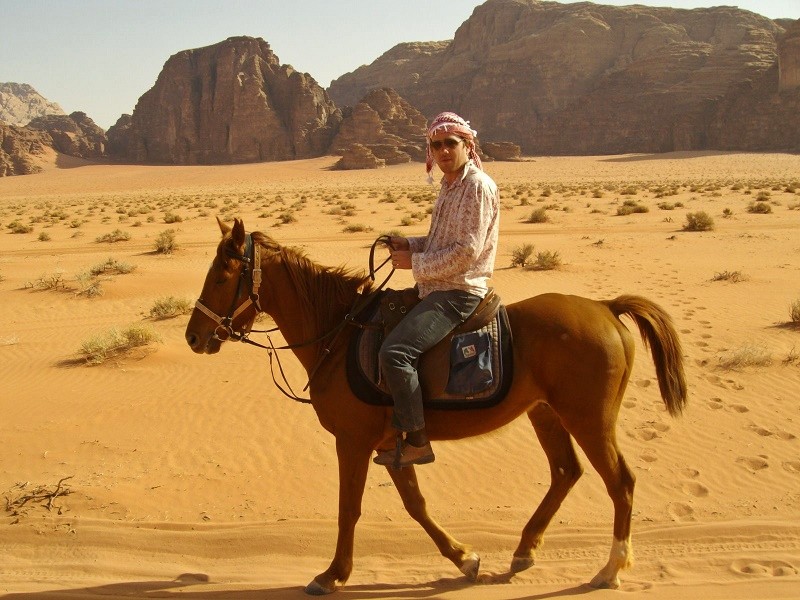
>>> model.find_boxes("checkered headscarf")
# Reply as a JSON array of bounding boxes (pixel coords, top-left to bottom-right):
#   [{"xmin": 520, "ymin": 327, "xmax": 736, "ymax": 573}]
[{"xmin": 425, "ymin": 112, "xmax": 482, "ymax": 182}]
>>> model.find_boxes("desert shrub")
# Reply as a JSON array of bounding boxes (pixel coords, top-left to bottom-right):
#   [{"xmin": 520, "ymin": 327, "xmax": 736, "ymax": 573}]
[
  {"xmin": 154, "ymin": 229, "xmax": 177, "ymax": 254},
  {"xmin": 722, "ymin": 208, "xmax": 733, "ymax": 218},
  {"xmin": 755, "ymin": 190, "xmax": 771, "ymax": 201},
  {"xmin": 711, "ymin": 270, "xmax": 746, "ymax": 283},
  {"xmin": 277, "ymin": 211, "xmax": 297, "ymax": 224},
  {"xmin": 528, "ymin": 250, "xmax": 561, "ymax": 271},
  {"xmin": 96, "ymin": 229, "xmax": 131, "ymax": 243},
  {"xmin": 90, "ymin": 257, "xmax": 136, "ymax": 276},
  {"xmin": 791, "ymin": 300, "xmax": 800, "ymax": 324},
  {"xmin": 38, "ymin": 231, "xmax": 51, "ymax": 242},
  {"xmin": 510, "ymin": 243, "xmax": 535, "ymax": 268},
  {"xmin": 163, "ymin": 212, "xmax": 183, "ymax": 224},
  {"xmin": 149, "ymin": 296, "xmax": 193, "ymax": 319},
  {"xmin": 80, "ymin": 324, "xmax": 162, "ymax": 365},
  {"xmin": 747, "ymin": 201, "xmax": 772, "ymax": 214},
  {"xmin": 716, "ymin": 344, "xmax": 772, "ymax": 370},
  {"xmin": 7, "ymin": 221, "xmax": 33, "ymax": 234},
  {"xmin": 683, "ymin": 211, "xmax": 714, "ymax": 231},
  {"xmin": 526, "ymin": 207, "xmax": 549, "ymax": 223},
  {"xmin": 28, "ymin": 271, "xmax": 66, "ymax": 290},
  {"xmin": 616, "ymin": 200, "xmax": 648, "ymax": 215},
  {"xmin": 74, "ymin": 273, "xmax": 103, "ymax": 297},
  {"xmin": 342, "ymin": 223, "xmax": 373, "ymax": 233},
  {"xmin": 657, "ymin": 202, "xmax": 675, "ymax": 210}
]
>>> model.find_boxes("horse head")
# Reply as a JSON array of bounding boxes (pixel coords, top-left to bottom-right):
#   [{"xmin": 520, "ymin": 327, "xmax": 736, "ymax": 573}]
[{"xmin": 185, "ymin": 217, "xmax": 260, "ymax": 354}]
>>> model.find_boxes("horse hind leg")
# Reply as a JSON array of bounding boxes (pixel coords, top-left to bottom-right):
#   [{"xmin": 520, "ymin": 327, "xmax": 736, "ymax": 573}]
[
  {"xmin": 387, "ymin": 464, "xmax": 480, "ymax": 580},
  {"xmin": 573, "ymin": 431, "xmax": 636, "ymax": 589},
  {"xmin": 512, "ymin": 403, "xmax": 584, "ymax": 572}
]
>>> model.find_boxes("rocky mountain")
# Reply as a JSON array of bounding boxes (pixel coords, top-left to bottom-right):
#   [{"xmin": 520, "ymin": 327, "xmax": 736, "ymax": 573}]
[
  {"xmin": 0, "ymin": 82, "xmax": 65, "ymax": 127},
  {"xmin": 331, "ymin": 87, "xmax": 428, "ymax": 167},
  {"xmin": 0, "ymin": 123, "xmax": 52, "ymax": 176},
  {"xmin": 108, "ymin": 36, "xmax": 342, "ymax": 164},
  {"xmin": 329, "ymin": 0, "xmax": 799, "ymax": 154},
  {"xmin": 27, "ymin": 112, "xmax": 106, "ymax": 159}
]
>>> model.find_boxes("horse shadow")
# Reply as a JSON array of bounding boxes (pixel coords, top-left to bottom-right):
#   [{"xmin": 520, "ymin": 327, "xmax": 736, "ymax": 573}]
[{"xmin": 1, "ymin": 572, "xmax": 595, "ymax": 599}]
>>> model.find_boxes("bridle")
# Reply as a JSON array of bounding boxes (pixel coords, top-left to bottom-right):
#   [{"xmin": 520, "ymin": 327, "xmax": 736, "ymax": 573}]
[
  {"xmin": 192, "ymin": 233, "xmax": 396, "ymax": 404},
  {"xmin": 193, "ymin": 234, "xmax": 263, "ymax": 343}
]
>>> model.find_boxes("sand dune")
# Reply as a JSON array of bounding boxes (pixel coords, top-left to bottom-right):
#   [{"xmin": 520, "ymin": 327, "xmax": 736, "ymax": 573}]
[{"xmin": 1, "ymin": 152, "xmax": 799, "ymax": 598}]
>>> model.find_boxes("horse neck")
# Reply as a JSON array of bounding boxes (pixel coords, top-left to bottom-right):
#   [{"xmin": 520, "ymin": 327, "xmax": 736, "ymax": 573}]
[{"xmin": 258, "ymin": 247, "xmax": 360, "ymax": 372}]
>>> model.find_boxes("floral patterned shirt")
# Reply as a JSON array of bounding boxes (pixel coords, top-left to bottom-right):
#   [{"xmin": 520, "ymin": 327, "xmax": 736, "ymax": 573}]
[{"xmin": 408, "ymin": 161, "xmax": 499, "ymax": 298}]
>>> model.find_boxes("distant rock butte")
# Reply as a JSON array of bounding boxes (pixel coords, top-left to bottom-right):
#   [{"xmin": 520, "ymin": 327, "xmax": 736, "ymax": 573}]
[
  {"xmin": 108, "ymin": 36, "xmax": 342, "ymax": 164},
  {"xmin": 0, "ymin": 82, "xmax": 65, "ymax": 127},
  {"xmin": 329, "ymin": 0, "xmax": 798, "ymax": 154}
]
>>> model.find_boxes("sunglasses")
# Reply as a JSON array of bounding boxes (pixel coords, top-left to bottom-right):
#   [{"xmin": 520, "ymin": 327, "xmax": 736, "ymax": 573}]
[{"xmin": 429, "ymin": 138, "xmax": 463, "ymax": 151}]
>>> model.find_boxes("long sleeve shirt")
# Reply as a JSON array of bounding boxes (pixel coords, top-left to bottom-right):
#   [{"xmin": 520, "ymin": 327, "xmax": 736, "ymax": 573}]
[{"xmin": 407, "ymin": 161, "xmax": 499, "ymax": 299}]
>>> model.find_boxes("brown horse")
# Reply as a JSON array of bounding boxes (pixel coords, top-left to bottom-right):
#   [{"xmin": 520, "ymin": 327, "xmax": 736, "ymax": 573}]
[{"xmin": 185, "ymin": 218, "xmax": 687, "ymax": 595}]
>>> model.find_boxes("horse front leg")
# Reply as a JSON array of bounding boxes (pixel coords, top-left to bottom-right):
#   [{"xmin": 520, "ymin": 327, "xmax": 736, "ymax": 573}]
[
  {"xmin": 387, "ymin": 464, "xmax": 480, "ymax": 580},
  {"xmin": 305, "ymin": 436, "xmax": 371, "ymax": 595}
]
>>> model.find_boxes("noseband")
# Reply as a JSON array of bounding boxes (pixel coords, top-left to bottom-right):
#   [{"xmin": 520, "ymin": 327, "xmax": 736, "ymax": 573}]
[{"xmin": 194, "ymin": 234, "xmax": 263, "ymax": 342}]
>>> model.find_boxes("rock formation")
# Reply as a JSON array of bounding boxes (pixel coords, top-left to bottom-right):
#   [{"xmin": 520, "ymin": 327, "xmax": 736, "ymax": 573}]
[
  {"xmin": 331, "ymin": 87, "xmax": 427, "ymax": 165},
  {"xmin": 0, "ymin": 83, "xmax": 65, "ymax": 126},
  {"xmin": 334, "ymin": 143, "xmax": 386, "ymax": 170},
  {"xmin": 481, "ymin": 141, "xmax": 522, "ymax": 161},
  {"xmin": 328, "ymin": 0, "xmax": 796, "ymax": 155},
  {"xmin": 0, "ymin": 123, "xmax": 52, "ymax": 176},
  {"xmin": 108, "ymin": 36, "xmax": 342, "ymax": 164},
  {"xmin": 778, "ymin": 20, "xmax": 800, "ymax": 91},
  {"xmin": 27, "ymin": 112, "xmax": 106, "ymax": 159}
]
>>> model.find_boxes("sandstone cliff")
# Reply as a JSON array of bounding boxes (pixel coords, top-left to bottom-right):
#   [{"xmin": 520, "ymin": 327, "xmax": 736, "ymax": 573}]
[
  {"xmin": 108, "ymin": 36, "xmax": 342, "ymax": 164},
  {"xmin": 329, "ymin": 0, "xmax": 796, "ymax": 154},
  {"xmin": 331, "ymin": 87, "xmax": 428, "ymax": 165},
  {"xmin": 0, "ymin": 123, "xmax": 51, "ymax": 176},
  {"xmin": 27, "ymin": 112, "xmax": 106, "ymax": 159},
  {"xmin": 0, "ymin": 82, "xmax": 65, "ymax": 127}
]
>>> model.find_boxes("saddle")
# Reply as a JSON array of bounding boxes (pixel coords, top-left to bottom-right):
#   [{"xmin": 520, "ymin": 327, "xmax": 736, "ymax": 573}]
[{"xmin": 347, "ymin": 288, "xmax": 514, "ymax": 410}]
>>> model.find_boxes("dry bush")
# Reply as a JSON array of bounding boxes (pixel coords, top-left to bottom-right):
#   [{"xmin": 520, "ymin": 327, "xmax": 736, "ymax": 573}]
[
  {"xmin": 90, "ymin": 257, "xmax": 136, "ymax": 276},
  {"xmin": 510, "ymin": 243, "xmax": 535, "ymax": 267},
  {"xmin": 527, "ymin": 250, "xmax": 562, "ymax": 271},
  {"xmin": 716, "ymin": 344, "xmax": 773, "ymax": 370},
  {"xmin": 791, "ymin": 300, "xmax": 800, "ymax": 325},
  {"xmin": 149, "ymin": 296, "xmax": 193, "ymax": 319},
  {"xmin": 154, "ymin": 229, "xmax": 178, "ymax": 254},
  {"xmin": 616, "ymin": 200, "xmax": 648, "ymax": 215},
  {"xmin": 747, "ymin": 201, "xmax": 772, "ymax": 214},
  {"xmin": 683, "ymin": 211, "xmax": 714, "ymax": 231},
  {"xmin": 80, "ymin": 324, "xmax": 162, "ymax": 365},
  {"xmin": 526, "ymin": 207, "xmax": 549, "ymax": 223},
  {"xmin": 342, "ymin": 223, "xmax": 373, "ymax": 233},
  {"xmin": 95, "ymin": 229, "xmax": 131, "ymax": 243},
  {"xmin": 711, "ymin": 270, "xmax": 747, "ymax": 283}
]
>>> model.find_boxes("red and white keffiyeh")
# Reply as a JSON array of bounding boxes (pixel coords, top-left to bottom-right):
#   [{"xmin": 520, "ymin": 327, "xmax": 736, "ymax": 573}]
[{"xmin": 425, "ymin": 112, "xmax": 483, "ymax": 182}]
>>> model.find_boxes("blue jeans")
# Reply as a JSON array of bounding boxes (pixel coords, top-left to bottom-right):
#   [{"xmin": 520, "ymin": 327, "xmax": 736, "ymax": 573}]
[{"xmin": 379, "ymin": 289, "xmax": 482, "ymax": 432}]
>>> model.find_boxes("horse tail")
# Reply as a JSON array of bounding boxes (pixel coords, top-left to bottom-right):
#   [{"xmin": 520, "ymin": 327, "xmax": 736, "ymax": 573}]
[{"xmin": 605, "ymin": 295, "xmax": 688, "ymax": 417}]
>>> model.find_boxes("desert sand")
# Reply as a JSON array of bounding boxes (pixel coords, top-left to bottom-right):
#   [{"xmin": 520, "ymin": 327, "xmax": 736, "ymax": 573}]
[{"xmin": 1, "ymin": 150, "xmax": 799, "ymax": 599}]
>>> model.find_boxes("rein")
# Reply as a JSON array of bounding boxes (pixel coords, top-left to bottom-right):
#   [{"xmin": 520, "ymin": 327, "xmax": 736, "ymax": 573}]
[{"xmin": 195, "ymin": 234, "xmax": 396, "ymax": 404}]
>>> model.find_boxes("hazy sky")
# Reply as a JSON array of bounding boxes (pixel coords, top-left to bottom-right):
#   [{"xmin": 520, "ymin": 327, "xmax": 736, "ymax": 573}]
[{"xmin": 2, "ymin": 0, "xmax": 798, "ymax": 130}]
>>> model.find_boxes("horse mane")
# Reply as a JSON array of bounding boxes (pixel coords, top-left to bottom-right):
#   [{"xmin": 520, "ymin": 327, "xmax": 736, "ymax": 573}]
[{"xmin": 250, "ymin": 231, "xmax": 374, "ymax": 335}]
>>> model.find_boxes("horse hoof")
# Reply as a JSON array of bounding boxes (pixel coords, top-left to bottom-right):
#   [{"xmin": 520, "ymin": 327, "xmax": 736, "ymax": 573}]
[
  {"xmin": 589, "ymin": 572, "xmax": 620, "ymax": 589},
  {"xmin": 459, "ymin": 552, "xmax": 481, "ymax": 581},
  {"xmin": 304, "ymin": 579, "xmax": 336, "ymax": 595},
  {"xmin": 510, "ymin": 555, "xmax": 535, "ymax": 573}
]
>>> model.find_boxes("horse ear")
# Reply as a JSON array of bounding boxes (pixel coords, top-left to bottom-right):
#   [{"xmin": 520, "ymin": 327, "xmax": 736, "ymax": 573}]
[
  {"xmin": 232, "ymin": 218, "xmax": 246, "ymax": 247},
  {"xmin": 217, "ymin": 216, "xmax": 231, "ymax": 237}
]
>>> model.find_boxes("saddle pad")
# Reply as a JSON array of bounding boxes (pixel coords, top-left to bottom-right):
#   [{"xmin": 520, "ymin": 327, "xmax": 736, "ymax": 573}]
[{"xmin": 346, "ymin": 299, "xmax": 514, "ymax": 410}]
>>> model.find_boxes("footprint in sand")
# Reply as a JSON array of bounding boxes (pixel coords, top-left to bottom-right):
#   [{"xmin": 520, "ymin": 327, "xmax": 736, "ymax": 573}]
[
  {"xmin": 782, "ymin": 461, "xmax": 800, "ymax": 474},
  {"xmin": 640, "ymin": 452, "xmax": 658, "ymax": 463},
  {"xmin": 681, "ymin": 468, "xmax": 700, "ymax": 478},
  {"xmin": 681, "ymin": 481, "xmax": 709, "ymax": 498},
  {"xmin": 729, "ymin": 404, "xmax": 749, "ymax": 413},
  {"xmin": 652, "ymin": 422, "xmax": 670, "ymax": 433},
  {"xmin": 635, "ymin": 379, "xmax": 652, "ymax": 388},
  {"xmin": 730, "ymin": 559, "xmax": 798, "ymax": 577},
  {"xmin": 747, "ymin": 424, "xmax": 775, "ymax": 437},
  {"xmin": 667, "ymin": 502, "xmax": 694, "ymax": 522},
  {"xmin": 707, "ymin": 397, "xmax": 724, "ymax": 410},
  {"xmin": 736, "ymin": 456, "xmax": 769, "ymax": 472},
  {"xmin": 635, "ymin": 428, "xmax": 659, "ymax": 441},
  {"xmin": 695, "ymin": 340, "xmax": 709, "ymax": 348},
  {"xmin": 776, "ymin": 430, "xmax": 797, "ymax": 441}
]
